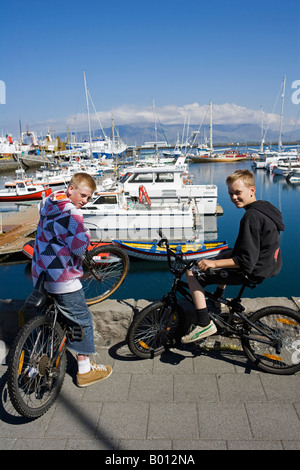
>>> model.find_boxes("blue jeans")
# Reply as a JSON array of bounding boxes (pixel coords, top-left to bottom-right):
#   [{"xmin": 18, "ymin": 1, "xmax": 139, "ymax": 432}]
[{"xmin": 52, "ymin": 289, "xmax": 95, "ymax": 355}]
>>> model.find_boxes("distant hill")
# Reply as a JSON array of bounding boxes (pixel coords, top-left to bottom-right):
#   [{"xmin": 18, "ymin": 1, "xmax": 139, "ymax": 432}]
[{"xmin": 61, "ymin": 122, "xmax": 300, "ymax": 147}]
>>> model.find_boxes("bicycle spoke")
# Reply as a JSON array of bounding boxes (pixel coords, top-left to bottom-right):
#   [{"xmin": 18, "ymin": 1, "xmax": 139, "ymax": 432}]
[
  {"xmin": 242, "ymin": 307, "xmax": 300, "ymax": 374},
  {"xmin": 8, "ymin": 315, "xmax": 67, "ymax": 418}
]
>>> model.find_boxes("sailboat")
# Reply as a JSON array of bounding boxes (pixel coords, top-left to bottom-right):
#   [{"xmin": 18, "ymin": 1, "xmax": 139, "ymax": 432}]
[
  {"xmin": 188, "ymin": 102, "xmax": 248, "ymax": 163},
  {"xmin": 67, "ymin": 72, "xmax": 127, "ymax": 158}
]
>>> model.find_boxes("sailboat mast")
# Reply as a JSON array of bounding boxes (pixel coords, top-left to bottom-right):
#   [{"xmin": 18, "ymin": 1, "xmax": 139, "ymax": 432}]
[
  {"xmin": 278, "ymin": 76, "xmax": 286, "ymax": 152},
  {"xmin": 209, "ymin": 101, "xmax": 213, "ymax": 156},
  {"xmin": 260, "ymin": 105, "xmax": 264, "ymax": 153},
  {"xmin": 83, "ymin": 71, "xmax": 93, "ymax": 158}
]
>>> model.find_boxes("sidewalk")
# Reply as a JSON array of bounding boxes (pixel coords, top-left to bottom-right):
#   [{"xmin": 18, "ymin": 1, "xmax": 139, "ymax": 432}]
[{"xmin": 1, "ymin": 330, "xmax": 300, "ymax": 451}]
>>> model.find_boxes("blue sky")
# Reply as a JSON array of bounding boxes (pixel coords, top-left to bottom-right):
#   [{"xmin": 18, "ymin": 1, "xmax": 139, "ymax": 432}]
[{"xmin": 0, "ymin": 0, "xmax": 299, "ymax": 138}]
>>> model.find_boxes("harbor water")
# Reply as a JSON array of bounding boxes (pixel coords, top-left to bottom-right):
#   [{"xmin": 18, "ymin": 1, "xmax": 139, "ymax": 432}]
[{"xmin": 0, "ymin": 159, "xmax": 299, "ymax": 301}]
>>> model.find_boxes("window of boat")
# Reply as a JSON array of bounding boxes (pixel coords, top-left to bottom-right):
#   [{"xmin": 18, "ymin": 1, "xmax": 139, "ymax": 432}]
[
  {"xmin": 93, "ymin": 195, "xmax": 118, "ymax": 205},
  {"xmin": 154, "ymin": 172, "xmax": 174, "ymax": 183},
  {"xmin": 128, "ymin": 173, "xmax": 153, "ymax": 183}
]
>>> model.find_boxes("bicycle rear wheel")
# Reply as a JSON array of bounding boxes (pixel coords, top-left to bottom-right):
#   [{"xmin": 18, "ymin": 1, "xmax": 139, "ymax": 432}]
[
  {"xmin": 127, "ymin": 301, "xmax": 184, "ymax": 359},
  {"xmin": 82, "ymin": 245, "xmax": 129, "ymax": 305},
  {"xmin": 8, "ymin": 314, "xmax": 67, "ymax": 419},
  {"xmin": 241, "ymin": 306, "xmax": 300, "ymax": 375}
]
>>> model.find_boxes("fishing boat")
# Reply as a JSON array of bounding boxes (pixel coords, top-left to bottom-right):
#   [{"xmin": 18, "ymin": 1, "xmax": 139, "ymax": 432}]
[
  {"xmin": 0, "ymin": 181, "xmax": 51, "ymax": 202},
  {"xmin": 118, "ymin": 156, "xmax": 218, "ymax": 215},
  {"xmin": 81, "ymin": 187, "xmax": 196, "ymax": 241},
  {"xmin": 112, "ymin": 239, "xmax": 228, "ymax": 261},
  {"xmin": 4, "ymin": 167, "xmax": 31, "ymax": 188}
]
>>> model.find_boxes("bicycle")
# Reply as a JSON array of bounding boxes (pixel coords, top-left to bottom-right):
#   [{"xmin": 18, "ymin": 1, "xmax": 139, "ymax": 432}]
[
  {"xmin": 82, "ymin": 243, "xmax": 129, "ymax": 304},
  {"xmin": 127, "ymin": 233, "xmax": 300, "ymax": 375},
  {"xmin": 22, "ymin": 240, "xmax": 130, "ymax": 305},
  {"xmin": 7, "ymin": 244, "xmax": 129, "ymax": 419}
]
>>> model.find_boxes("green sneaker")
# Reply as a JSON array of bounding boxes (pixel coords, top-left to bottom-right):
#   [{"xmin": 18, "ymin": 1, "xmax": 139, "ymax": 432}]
[{"xmin": 181, "ymin": 321, "xmax": 217, "ymax": 344}]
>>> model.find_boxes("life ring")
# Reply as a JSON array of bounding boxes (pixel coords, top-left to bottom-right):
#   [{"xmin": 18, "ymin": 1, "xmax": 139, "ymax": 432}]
[{"xmin": 139, "ymin": 185, "xmax": 151, "ymax": 206}]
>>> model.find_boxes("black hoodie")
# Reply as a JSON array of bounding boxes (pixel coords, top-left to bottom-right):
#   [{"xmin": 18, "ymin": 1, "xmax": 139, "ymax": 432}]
[{"xmin": 231, "ymin": 200, "xmax": 285, "ymax": 282}]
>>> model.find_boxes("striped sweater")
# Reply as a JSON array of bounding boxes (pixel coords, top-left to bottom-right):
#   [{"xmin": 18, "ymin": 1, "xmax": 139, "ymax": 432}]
[{"xmin": 32, "ymin": 190, "xmax": 90, "ymax": 293}]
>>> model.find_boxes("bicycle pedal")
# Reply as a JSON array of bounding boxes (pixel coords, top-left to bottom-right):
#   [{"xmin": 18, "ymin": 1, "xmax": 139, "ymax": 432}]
[
  {"xmin": 192, "ymin": 338, "xmax": 206, "ymax": 345},
  {"xmin": 69, "ymin": 326, "xmax": 84, "ymax": 341}
]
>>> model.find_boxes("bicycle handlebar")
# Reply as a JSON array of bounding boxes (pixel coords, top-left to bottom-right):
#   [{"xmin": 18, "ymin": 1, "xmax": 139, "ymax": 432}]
[
  {"xmin": 157, "ymin": 230, "xmax": 218, "ymax": 277},
  {"xmin": 157, "ymin": 230, "xmax": 198, "ymax": 275}
]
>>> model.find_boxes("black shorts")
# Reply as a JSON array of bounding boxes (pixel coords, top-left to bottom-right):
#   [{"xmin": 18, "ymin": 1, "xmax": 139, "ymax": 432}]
[{"xmin": 191, "ymin": 267, "xmax": 261, "ymax": 288}]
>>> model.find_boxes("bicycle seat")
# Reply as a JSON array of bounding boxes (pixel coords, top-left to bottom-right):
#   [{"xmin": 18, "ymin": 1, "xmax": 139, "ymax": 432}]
[
  {"xmin": 24, "ymin": 272, "xmax": 47, "ymax": 310},
  {"xmin": 241, "ymin": 275, "xmax": 260, "ymax": 289}
]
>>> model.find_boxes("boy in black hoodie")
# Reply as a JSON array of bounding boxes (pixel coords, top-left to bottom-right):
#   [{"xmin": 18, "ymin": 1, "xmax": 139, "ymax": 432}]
[{"xmin": 182, "ymin": 169, "xmax": 285, "ymax": 344}]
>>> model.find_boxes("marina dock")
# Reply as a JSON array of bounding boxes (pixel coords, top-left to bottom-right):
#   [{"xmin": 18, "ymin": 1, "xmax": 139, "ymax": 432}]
[{"xmin": 0, "ymin": 204, "xmax": 39, "ymax": 260}]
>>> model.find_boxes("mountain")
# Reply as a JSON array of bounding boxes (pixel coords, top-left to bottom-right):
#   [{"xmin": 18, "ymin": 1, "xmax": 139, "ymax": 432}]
[{"xmin": 62, "ymin": 122, "xmax": 300, "ymax": 147}]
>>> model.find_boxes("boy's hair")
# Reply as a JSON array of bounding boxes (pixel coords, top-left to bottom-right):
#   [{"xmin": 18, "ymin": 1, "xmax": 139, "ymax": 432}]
[
  {"xmin": 69, "ymin": 172, "xmax": 97, "ymax": 192},
  {"xmin": 226, "ymin": 169, "xmax": 255, "ymax": 188}
]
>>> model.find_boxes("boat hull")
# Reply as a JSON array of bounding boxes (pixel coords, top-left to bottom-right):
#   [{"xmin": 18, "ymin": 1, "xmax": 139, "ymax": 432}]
[
  {"xmin": 83, "ymin": 208, "xmax": 195, "ymax": 241},
  {"xmin": 190, "ymin": 155, "xmax": 247, "ymax": 163},
  {"xmin": 0, "ymin": 187, "xmax": 51, "ymax": 201},
  {"xmin": 112, "ymin": 239, "xmax": 228, "ymax": 261}
]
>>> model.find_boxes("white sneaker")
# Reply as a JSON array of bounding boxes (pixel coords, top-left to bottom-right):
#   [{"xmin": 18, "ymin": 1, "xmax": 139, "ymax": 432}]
[{"xmin": 181, "ymin": 321, "xmax": 217, "ymax": 344}]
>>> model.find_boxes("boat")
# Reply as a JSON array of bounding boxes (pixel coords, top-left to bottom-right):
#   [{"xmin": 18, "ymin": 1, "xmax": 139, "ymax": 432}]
[
  {"xmin": 190, "ymin": 150, "xmax": 249, "ymax": 163},
  {"xmin": 67, "ymin": 74, "xmax": 127, "ymax": 158},
  {"xmin": 272, "ymin": 162, "xmax": 300, "ymax": 176},
  {"xmin": 117, "ymin": 156, "xmax": 218, "ymax": 215},
  {"xmin": 0, "ymin": 134, "xmax": 18, "ymax": 157},
  {"xmin": 267, "ymin": 155, "xmax": 300, "ymax": 174},
  {"xmin": 4, "ymin": 167, "xmax": 32, "ymax": 188},
  {"xmin": 22, "ymin": 239, "xmax": 112, "ymax": 260},
  {"xmin": 81, "ymin": 187, "xmax": 196, "ymax": 241},
  {"xmin": 186, "ymin": 102, "xmax": 248, "ymax": 163},
  {"xmin": 286, "ymin": 173, "xmax": 300, "ymax": 184},
  {"xmin": 0, "ymin": 181, "xmax": 51, "ymax": 202},
  {"xmin": 112, "ymin": 239, "xmax": 228, "ymax": 261}
]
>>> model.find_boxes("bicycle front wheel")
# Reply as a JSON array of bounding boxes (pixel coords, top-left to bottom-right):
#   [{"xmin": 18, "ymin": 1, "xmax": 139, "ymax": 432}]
[
  {"xmin": 8, "ymin": 314, "xmax": 67, "ymax": 419},
  {"xmin": 127, "ymin": 301, "xmax": 184, "ymax": 359},
  {"xmin": 82, "ymin": 245, "xmax": 129, "ymax": 305},
  {"xmin": 241, "ymin": 306, "xmax": 300, "ymax": 375}
]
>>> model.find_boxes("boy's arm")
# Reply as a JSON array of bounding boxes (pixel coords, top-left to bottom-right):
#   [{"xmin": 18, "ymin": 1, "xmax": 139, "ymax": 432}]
[{"xmin": 197, "ymin": 257, "xmax": 239, "ymax": 271}]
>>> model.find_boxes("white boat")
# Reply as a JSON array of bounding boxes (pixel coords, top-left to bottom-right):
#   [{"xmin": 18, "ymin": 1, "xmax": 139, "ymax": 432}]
[
  {"xmin": 252, "ymin": 159, "xmax": 267, "ymax": 169},
  {"xmin": 4, "ymin": 167, "xmax": 32, "ymax": 188},
  {"xmin": 81, "ymin": 188, "xmax": 196, "ymax": 241},
  {"xmin": 136, "ymin": 153, "xmax": 176, "ymax": 165},
  {"xmin": 286, "ymin": 173, "xmax": 300, "ymax": 184},
  {"xmin": 69, "ymin": 74, "xmax": 127, "ymax": 158},
  {"xmin": 267, "ymin": 155, "xmax": 300, "ymax": 173},
  {"xmin": 117, "ymin": 156, "xmax": 218, "ymax": 216},
  {"xmin": 0, "ymin": 134, "xmax": 18, "ymax": 157},
  {"xmin": 76, "ymin": 137, "xmax": 127, "ymax": 158},
  {"xmin": 272, "ymin": 162, "xmax": 300, "ymax": 176}
]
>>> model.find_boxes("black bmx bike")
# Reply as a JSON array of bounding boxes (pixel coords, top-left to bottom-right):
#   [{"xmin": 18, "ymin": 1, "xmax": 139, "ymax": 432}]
[
  {"xmin": 127, "ymin": 234, "xmax": 300, "ymax": 375},
  {"xmin": 7, "ymin": 244, "xmax": 129, "ymax": 419}
]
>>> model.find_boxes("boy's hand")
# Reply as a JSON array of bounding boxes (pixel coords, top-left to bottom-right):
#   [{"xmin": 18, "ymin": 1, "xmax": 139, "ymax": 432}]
[{"xmin": 197, "ymin": 259, "xmax": 216, "ymax": 271}]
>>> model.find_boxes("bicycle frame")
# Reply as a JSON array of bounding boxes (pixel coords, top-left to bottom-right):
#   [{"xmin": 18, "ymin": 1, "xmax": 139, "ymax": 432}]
[{"xmin": 158, "ymin": 234, "xmax": 280, "ymax": 349}]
